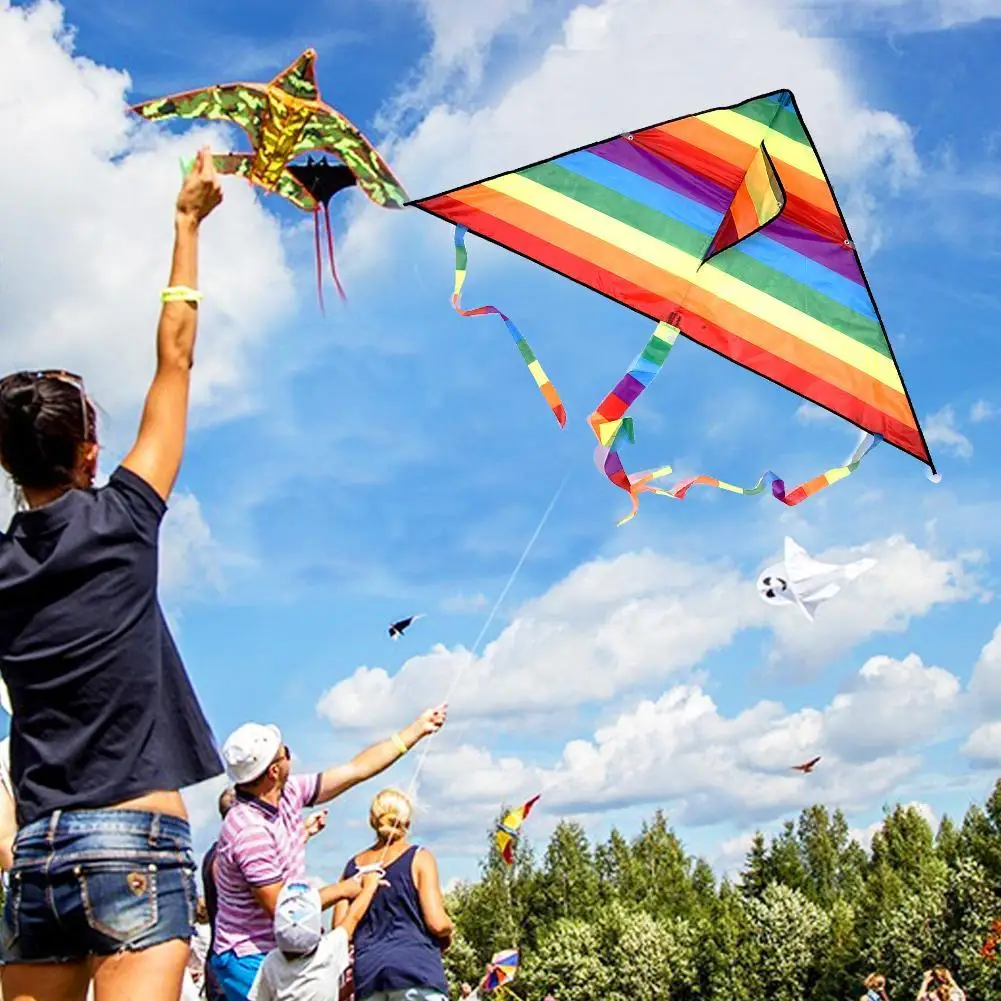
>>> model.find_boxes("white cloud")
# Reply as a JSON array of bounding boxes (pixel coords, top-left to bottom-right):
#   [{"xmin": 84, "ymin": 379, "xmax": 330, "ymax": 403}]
[
  {"xmin": 961, "ymin": 721, "xmax": 1001, "ymax": 765},
  {"xmin": 441, "ymin": 592, "xmax": 489, "ymax": 613},
  {"xmin": 0, "ymin": 0, "xmax": 294, "ymax": 444},
  {"xmin": 159, "ymin": 491, "xmax": 252, "ymax": 598},
  {"xmin": 965, "ymin": 623, "xmax": 1001, "ymax": 714},
  {"xmin": 795, "ymin": 403, "xmax": 839, "ymax": 425},
  {"xmin": 345, "ymin": 0, "xmax": 922, "ymax": 276},
  {"xmin": 924, "ymin": 406, "xmax": 974, "ymax": 459},
  {"xmin": 971, "ymin": 399, "xmax": 997, "ymax": 423},
  {"xmin": 414, "ymin": 0, "xmax": 532, "ymax": 80},
  {"xmin": 410, "ymin": 652, "xmax": 956, "ymax": 834},
  {"xmin": 317, "ymin": 537, "xmax": 979, "ymax": 733}
]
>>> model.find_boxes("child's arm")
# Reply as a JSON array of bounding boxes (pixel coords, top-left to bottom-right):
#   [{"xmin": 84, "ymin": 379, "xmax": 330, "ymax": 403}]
[{"xmin": 334, "ymin": 872, "xmax": 382, "ymax": 940}]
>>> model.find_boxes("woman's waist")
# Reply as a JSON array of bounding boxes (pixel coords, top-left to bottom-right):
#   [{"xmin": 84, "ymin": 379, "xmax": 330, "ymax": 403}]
[
  {"xmin": 13, "ymin": 805, "xmax": 193, "ymax": 865},
  {"xmin": 354, "ymin": 929, "xmax": 444, "ymax": 957}
]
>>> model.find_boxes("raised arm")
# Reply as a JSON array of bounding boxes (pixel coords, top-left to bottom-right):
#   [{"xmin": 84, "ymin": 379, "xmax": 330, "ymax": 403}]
[
  {"xmin": 334, "ymin": 872, "xmax": 382, "ymax": 940},
  {"xmin": 413, "ymin": 848, "xmax": 453, "ymax": 947},
  {"xmin": 315, "ymin": 704, "xmax": 447, "ymax": 804},
  {"xmin": 122, "ymin": 147, "xmax": 222, "ymax": 501}
]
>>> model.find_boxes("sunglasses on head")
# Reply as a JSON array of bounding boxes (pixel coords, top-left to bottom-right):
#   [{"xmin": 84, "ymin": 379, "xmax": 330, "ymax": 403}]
[{"xmin": 17, "ymin": 370, "xmax": 92, "ymax": 442}]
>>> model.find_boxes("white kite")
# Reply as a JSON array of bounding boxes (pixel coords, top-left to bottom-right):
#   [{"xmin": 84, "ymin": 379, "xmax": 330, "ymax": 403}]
[{"xmin": 757, "ymin": 537, "xmax": 876, "ymax": 621}]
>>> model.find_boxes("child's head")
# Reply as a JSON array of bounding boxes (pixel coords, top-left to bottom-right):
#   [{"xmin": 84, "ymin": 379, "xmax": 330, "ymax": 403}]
[
  {"xmin": 274, "ymin": 881, "xmax": 323, "ymax": 959},
  {"xmin": 864, "ymin": 974, "xmax": 885, "ymax": 991},
  {"xmin": 369, "ymin": 787, "xmax": 413, "ymax": 845}
]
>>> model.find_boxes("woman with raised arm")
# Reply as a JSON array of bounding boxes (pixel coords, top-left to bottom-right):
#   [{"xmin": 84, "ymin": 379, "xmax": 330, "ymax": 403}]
[
  {"xmin": 335, "ymin": 788, "xmax": 453, "ymax": 1001},
  {"xmin": 0, "ymin": 147, "xmax": 226, "ymax": 1001}
]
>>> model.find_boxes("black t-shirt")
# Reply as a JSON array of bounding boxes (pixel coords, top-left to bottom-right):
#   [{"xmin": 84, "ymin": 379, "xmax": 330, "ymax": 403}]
[{"xmin": 0, "ymin": 466, "xmax": 224, "ymax": 826}]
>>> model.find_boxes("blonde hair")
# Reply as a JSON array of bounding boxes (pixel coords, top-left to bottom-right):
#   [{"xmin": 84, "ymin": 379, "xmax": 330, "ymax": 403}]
[
  {"xmin": 864, "ymin": 974, "xmax": 885, "ymax": 991},
  {"xmin": 370, "ymin": 788, "xmax": 413, "ymax": 844}
]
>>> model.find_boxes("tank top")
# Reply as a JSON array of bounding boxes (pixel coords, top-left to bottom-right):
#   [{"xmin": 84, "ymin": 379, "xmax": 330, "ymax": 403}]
[{"xmin": 343, "ymin": 844, "xmax": 449, "ymax": 997}]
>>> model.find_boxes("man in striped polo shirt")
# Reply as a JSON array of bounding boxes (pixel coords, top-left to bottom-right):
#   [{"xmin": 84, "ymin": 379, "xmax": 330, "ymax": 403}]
[{"xmin": 208, "ymin": 704, "xmax": 447, "ymax": 1001}]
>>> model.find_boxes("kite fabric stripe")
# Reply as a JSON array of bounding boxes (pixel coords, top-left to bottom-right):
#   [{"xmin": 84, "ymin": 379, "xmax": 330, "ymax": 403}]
[
  {"xmin": 703, "ymin": 144, "xmax": 785, "ymax": 261},
  {"xmin": 451, "ymin": 226, "xmax": 567, "ymax": 428},
  {"xmin": 591, "ymin": 321, "xmax": 882, "ymax": 524},
  {"xmin": 412, "ymin": 88, "xmax": 934, "ymax": 474}
]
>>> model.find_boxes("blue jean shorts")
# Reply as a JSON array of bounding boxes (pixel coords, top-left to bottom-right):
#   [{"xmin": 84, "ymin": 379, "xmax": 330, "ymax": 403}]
[{"xmin": 1, "ymin": 808, "xmax": 198, "ymax": 963}]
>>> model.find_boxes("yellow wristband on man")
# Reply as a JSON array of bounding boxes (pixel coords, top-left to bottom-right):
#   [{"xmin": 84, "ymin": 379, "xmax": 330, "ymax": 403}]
[{"xmin": 391, "ymin": 733, "xmax": 407, "ymax": 756}]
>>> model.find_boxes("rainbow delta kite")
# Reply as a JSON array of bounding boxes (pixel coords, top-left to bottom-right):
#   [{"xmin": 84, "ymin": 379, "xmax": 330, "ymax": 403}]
[{"xmin": 410, "ymin": 89, "xmax": 936, "ymax": 524}]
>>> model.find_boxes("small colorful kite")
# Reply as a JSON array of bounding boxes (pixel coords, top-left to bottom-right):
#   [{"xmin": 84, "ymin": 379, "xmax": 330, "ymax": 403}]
[
  {"xmin": 481, "ymin": 949, "xmax": 521, "ymax": 994},
  {"xmin": 758, "ymin": 536, "xmax": 876, "ymax": 621},
  {"xmin": 409, "ymin": 89, "xmax": 936, "ymax": 523},
  {"xmin": 132, "ymin": 49, "xmax": 407, "ymax": 307},
  {"xmin": 496, "ymin": 795, "xmax": 540, "ymax": 865}
]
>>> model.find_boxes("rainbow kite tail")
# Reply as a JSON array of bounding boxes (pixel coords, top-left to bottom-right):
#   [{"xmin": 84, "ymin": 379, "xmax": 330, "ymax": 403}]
[
  {"xmin": 590, "ymin": 320, "xmax": 883, "ymax": 522},
  {"xmin": 663, "ymin": 433, "xmax": 882, "ymax": 505},
  {"xmin": 451, "ymin": 226, "xmax": 566, "ymax": 427}
]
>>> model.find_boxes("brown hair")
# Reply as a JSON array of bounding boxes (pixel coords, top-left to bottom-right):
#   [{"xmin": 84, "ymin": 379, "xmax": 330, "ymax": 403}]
[{"xmin": 0, "ymin": 371, "xmax": 96, "ymax": 490}]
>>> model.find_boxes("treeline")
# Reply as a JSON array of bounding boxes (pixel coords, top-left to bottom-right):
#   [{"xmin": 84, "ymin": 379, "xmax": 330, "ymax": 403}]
[{"xmin": 442, "ymin": 781, "xmax": 1001, "ymax": 1001}]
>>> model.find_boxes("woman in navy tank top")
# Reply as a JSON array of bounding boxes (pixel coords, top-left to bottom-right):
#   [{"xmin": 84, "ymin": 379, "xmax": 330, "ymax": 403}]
[{"xmin": 337, "ymin": 789, "xmax": 453, "ymax": 1001}]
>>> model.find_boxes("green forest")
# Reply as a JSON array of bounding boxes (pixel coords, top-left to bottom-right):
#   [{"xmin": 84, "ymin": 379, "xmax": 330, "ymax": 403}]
[{"xmin": 441, "ymin": 782, "xmax": 1001, "ymax": 1001}]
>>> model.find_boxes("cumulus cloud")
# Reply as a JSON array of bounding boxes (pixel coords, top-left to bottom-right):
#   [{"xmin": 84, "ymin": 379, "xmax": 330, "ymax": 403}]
[
  {"xmin": 405, "ymin": 651, "xmax": 956, "ymax": 840},
  {"xmin": 964, "ymin": 623, "xmax": 1001, "ymax": 717},
  {"xmin": 971, "ymin": 399, "xmax": 997, "ymax": 423},
  {"xmin": 317, "ymin": 537, "xmax": 982, "ymax": 733},
  {"xmin": 343, "ymin": 0, "xmax": 923, "ymax": 277},
  {"xmin": 159, "ymin": 491, "xmax": 252, "ymax": 599},
  {"xmin": 0, "ymin": 0, "xmax": 294, "ymax": 443},
  {"xmin": 924, "ymin": 406, "xmax": 974, "ymax": 460},
  {"xmin": 441, "ymin": 592, "xmax": 490, "ymax": 614}
]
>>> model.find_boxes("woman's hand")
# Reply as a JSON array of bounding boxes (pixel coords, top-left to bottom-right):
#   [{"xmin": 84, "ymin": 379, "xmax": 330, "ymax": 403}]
[{"xmin": 176, "ymin": 146, "xmax": 223, "ymax": 225}]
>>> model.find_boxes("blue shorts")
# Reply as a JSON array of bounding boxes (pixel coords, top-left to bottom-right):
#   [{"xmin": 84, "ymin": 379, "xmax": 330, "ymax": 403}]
[
  {"xmin": 209, "ymin": 949, "xmax": 266, "ymax": 1001},
  {"xmin": 1, "ymin": 809, "xmax": 197, "ymax": 963}
]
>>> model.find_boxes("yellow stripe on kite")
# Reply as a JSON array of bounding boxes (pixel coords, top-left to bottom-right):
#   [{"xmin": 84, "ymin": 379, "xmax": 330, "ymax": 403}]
[
  {"xmin": 485, "ymin": 174, "xmax": 903, "ymax": 392},
  {"xmin": 698, "ymin": 109, "xmax": 825, "ymax": 181}
]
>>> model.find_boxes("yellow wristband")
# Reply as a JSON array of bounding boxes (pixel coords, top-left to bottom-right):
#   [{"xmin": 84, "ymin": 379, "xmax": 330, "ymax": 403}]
[
  {"xmin": 391, "ymin": 733, "xmax": 407, "ymax": 756},
  {"xmin": 161, "ymin": 285, "xmax": 203, "ymax": 303}
]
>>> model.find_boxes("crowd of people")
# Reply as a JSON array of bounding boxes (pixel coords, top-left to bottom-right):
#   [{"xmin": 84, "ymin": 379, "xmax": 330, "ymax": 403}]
[
  {"xmin": 863, "ymin": 968, "xmax": 967, "ymax": 1001},
  {"xmin": 0, "ymin": 153, "xmax": 461, "ymax": 1001}
]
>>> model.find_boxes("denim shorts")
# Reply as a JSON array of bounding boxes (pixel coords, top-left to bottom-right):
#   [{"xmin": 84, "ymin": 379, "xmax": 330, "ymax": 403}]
[{"xmin": 1, "ymin": 808, "xmax": 198, "ymax": 963}]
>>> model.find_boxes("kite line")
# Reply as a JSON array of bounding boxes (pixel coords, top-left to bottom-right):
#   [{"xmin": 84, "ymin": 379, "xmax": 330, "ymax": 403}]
[{"xmin": 374, "ymin": 467, "xmax": 572, "ymax": 867}]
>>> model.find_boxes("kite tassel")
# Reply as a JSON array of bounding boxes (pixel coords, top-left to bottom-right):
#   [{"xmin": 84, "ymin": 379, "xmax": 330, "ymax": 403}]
[
  {"xmin": 313, "ymin": 210, "xmax": 326, "ymax": 316},
  {"xmin": 450, "ymin": 226, "xmax": 566, "ymax": 428},
  {"xmin": 323, "ymin": 202, "xmax": 348, "ymax": 302}
]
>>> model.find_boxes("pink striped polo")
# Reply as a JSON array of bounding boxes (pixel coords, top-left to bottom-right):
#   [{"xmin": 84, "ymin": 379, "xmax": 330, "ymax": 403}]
[{"xmin": 212, "ymin": 771, "xmax": 321, "ymax": 957}]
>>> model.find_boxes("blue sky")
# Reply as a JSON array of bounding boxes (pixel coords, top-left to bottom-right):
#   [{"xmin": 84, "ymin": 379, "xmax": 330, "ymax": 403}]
[{"xmin": 2, "ymin": 0, "xmax": 1001, "ymax": 886}]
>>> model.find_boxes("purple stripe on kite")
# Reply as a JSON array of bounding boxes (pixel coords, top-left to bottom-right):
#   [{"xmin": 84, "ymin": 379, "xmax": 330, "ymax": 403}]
[
  {"xmin": 590, "ymin": 140, "xmax": 864, "ymax": 287},
  {"xmin": 615, "ymin": 373, "xmax": 646, "ymax": 406},
  {"xmin": 771, "ymin": 477, "xmax": 786, "ymax": 499}
]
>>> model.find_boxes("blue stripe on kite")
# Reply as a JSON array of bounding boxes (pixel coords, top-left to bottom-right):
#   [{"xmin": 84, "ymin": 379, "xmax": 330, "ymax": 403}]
[{"xmin": 555, "ymin": 151, "xmax": 877, "ymax": 323}]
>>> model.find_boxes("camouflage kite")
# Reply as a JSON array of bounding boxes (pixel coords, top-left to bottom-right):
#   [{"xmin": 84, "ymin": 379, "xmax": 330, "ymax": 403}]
[{"xmin": 132, "ymin": 49, "xmax": 407, "ymax": 306}]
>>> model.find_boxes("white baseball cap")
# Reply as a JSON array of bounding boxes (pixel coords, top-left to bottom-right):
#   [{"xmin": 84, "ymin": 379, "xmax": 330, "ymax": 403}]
[
  {"xmin": 274, "ymin": 880, "xmax": 323, "ymax": 956},
  {"xmin": 221, "ymin": 723, "xmax": 283, "ymax": 785}
]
